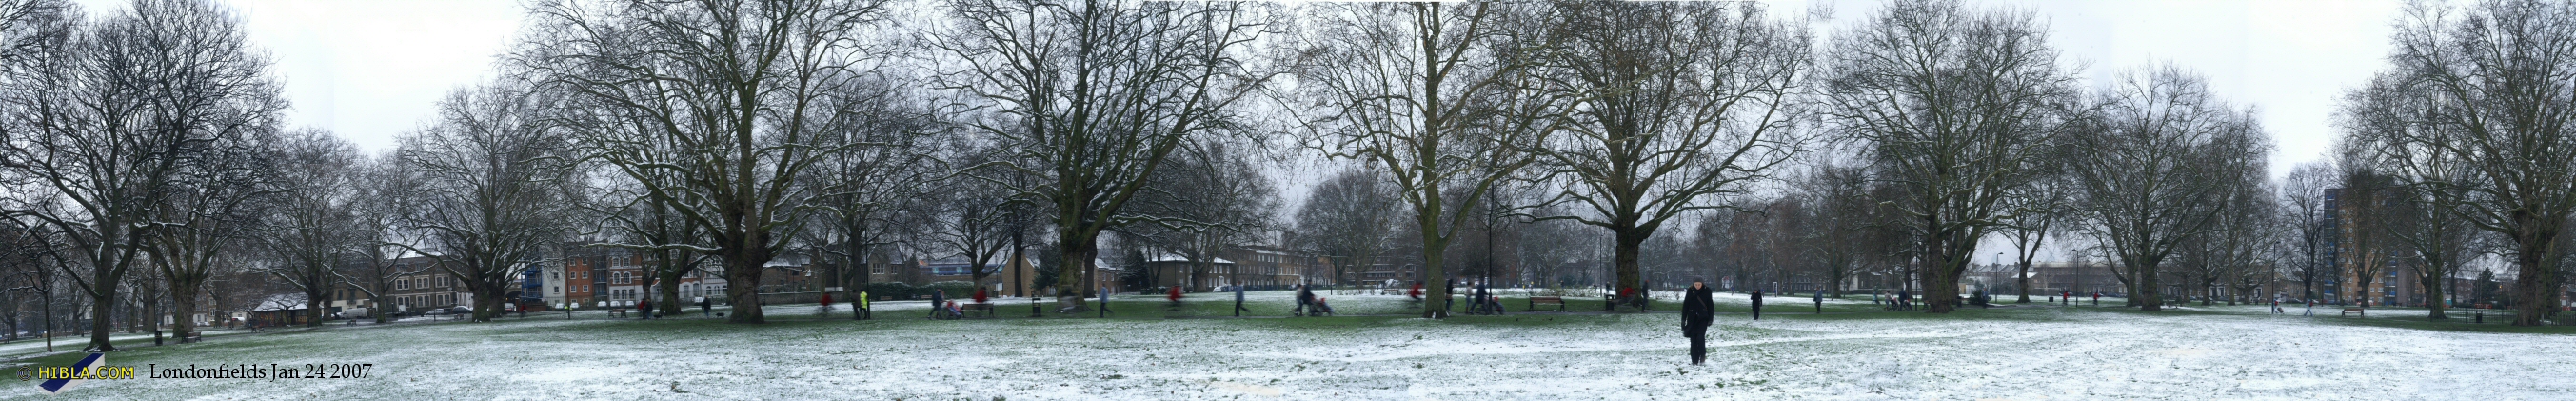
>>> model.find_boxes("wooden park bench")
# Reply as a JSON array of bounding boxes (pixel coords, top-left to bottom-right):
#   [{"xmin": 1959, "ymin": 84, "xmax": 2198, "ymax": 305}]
[
  {"xmin": 181, "ymin": 332, "xmax": 204, "ymax": 344},
  {"xmin": 2340, "ymin": 307, "xmax": 2366, "ymax": 317},
  {"xmin": 1527, "ymin": 296, "xmax": 1567, "ymax": 311},
  {"xmin": 1379, "ymin": 289, "xmax": 1402, "ymax": 295},
  {"xmin": 961, "ymin": 302, "xmax": 995, "ymax": 318}
]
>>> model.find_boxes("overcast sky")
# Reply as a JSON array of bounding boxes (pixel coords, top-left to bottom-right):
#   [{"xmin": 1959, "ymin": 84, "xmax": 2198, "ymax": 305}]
[
  {"xmin": 76, "ymin": 0, "xmax": 2400, "ymax": 176},
  {"xmin": 71, "ymin": 0, "xmax": 2412, "ymax": 262}
]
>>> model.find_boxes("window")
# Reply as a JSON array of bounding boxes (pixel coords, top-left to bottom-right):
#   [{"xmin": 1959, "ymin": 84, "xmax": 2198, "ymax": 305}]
[{"xmin": 397, "ymin": 279, "xmax": 409, "ymax": 291}]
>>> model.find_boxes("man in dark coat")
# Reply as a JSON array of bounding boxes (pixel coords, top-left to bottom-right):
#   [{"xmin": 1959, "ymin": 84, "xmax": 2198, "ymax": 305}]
[
  {"xmin": 1750, "ymin": 291, "xmax": 1764, "ymax": 321},
  {"xmin": 1682, "ymin": 279, "xmax": 1716, "ymax": 365},
  {"xmin": 1296, "ymin": 284, "xmax": 1317, "ymax": 316}
]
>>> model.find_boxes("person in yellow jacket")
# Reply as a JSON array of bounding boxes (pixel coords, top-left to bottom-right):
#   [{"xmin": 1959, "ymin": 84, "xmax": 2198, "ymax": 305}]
[{"xmin": 858, "ymin": 291, "xmax": 872, "ymax": 320}]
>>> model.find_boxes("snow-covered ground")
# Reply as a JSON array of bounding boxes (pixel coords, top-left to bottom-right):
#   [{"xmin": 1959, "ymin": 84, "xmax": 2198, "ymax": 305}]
[{"xmin": 7, "ymin": 291, "xmax": 2569, "ymax": 400}]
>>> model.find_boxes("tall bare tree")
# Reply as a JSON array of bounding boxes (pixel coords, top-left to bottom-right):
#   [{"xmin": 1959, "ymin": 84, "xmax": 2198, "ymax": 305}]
[
  {"xmin": 2279, "ymin": 160, "xmax": 2342, "ymax": 302},
  {"xmin": 936, "ymin": 0, "xmax": 1273, "ymax": 311},
  {"xmin": 1129, "ymin": 138, "xmax": 1279, "ymax": 291},
  {"xmin": 340, "ymin": 152, "xmax": 427, "ymax": 323},
  {"xmin": 0, "ymin": 0, "xmax": 284, "ymax": 351},
  {"xmin": 251, "ymin": 129, "xmax": 356, "ymax": 327},
  {"xmin": 527, "ymin": 0, "xmax": 899, "ymax": 323},
  {"xmin": 151, "ymin": 123, "xmax": 280, "ymax": 337},
  {"xmin": 401, "ymin": 81, "xmax": 578, "ymax": 322},
  {"xmin": 1292, "ymin": 169, "xmax": 1401, "ymax": 286},
  {"xmin": 1818, "ymin": 0, "xmax": 2080, "ymax": 313},
  {"xmin": 1519, "ymin": 1, "xmax": 1811, "ymax": 307},
  {"xmin": 2350, "ymin": 0, "xmax": 2576, "ymax": 326},
  {"xmin": 2063, "ymin": 66, "xmax": 2268, "ymax": 311},
  {"xmin": 2333, "ymin": 159, "xmax": 2402, "ymax": 308},
  {"xmin": 800, "ymin": 76, "xmax": 943, "ymax": 309},
  {"xmin": 1294, "ymin": 2, "xmax": 1554, "ymax": 318}
]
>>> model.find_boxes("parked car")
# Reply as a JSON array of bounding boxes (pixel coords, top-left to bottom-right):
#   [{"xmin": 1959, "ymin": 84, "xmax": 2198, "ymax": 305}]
[
  {"xmin": 421, "ymin": 306, "xmax": 471, "ymax": 315},
  {"xmin": 334, "ymin": 308, "xmax": 370, "ymax": 319}
]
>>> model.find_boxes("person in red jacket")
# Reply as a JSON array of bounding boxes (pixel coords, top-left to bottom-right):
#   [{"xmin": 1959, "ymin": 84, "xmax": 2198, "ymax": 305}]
[
  {"xmin": 820, "ymin": 292, "xmax": 834, "ymax": 308},
  {"xmin": 973, "ymin": 288, "xmax": 989, "ymax": 304},
  {"xmin": 1167, "ymin": 286, "xmax": 1184, "ymax": 306},
  {"xmin": 1409, "ymin": 282, "xmax": 1424, "ymax": 299}
]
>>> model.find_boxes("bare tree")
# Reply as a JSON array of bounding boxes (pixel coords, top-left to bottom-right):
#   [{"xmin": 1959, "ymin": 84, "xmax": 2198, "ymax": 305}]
[
  {"xmin": 401, "ymin": 81, "xmax": 578, "ymax": 322},
  {"xmin": 921, "ymin": 144, "xmax": 1022, "ymax": 294},
  {"xmin": 1129, "ymin": 138, "xmax": 1279, "ymax": 291},
  {"xmin": 340, "ymin": 152, "xmax": 427, "ymax": 322},
  {"xmin": 2351, "ymin": 0, "xmax": 2576, "ymax": 326},
  {"xmin": 1292, "ymin": 169, "xmax": 1401, "ymax": 286},
  {"xmin": 0, "ymin": 0, "xmax": 285, "ymax": 351},
  {"xmin": 1818, "ymin": 0, "xmax": 2081, "ymax": 313},
  {"xmin": 799, "ymin": 76, "xmax": 944, "ymax": 309},
  {"xmin": 1294, "ymin": 2, "xmax": 1555, "ymax": 318},
  {"xmin": 2332, "ymin": 159, "xmax": 2401, "ymax": 309},
  {"xmin": 2278, "ymin": 160, "xmax": 2341, "ymax": 302},
  {"xmin": 935, "ymin": 0, "xmax": 1273, "ymax": 311},
  {"xmin": 1519, "ymin": 1, "xmax": 1811, "ymax": 307},
  {"xmin": 149, "ymin": 119, "xmax": 280, "ymax": 337},
  {"xmin": 1790, "ymin": 163, "xmax": 1900, "ymax": 297},
  {"xmin": 249, "ymin": 129, "xmax": 356, "ymax": 328},
  {"xmin": 527, "ymin": 0, "xmax": 900, "ymax": 324},
  {"xmin": 2062, "ymin": 66, "xmax": 2268, "ymax": 311}
]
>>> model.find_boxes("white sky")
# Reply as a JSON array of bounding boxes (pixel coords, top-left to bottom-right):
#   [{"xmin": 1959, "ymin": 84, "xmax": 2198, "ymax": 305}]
[
  {"xmin": 89, "ymin": 0, "xmax": 2397, "ymax": 171},
  {"xmin": 89, "ymin": 0, "xmax": 2406, "ymax": 262},
  {"xmin": 72, "ymin": 0, "xmax": 525, "ymax": 153}
]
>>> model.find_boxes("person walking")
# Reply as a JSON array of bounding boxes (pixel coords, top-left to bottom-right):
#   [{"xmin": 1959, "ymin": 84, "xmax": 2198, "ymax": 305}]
[
  {"xmin": 1473, "ymin": 279, "xmax": 1491, "ymax": 314},
  {"xmin": 1751, "ymin": 291, "xmax": 1764, "ymax": 321},
  {"xmin": 2271, "ymin": 293, "xmax": 2285, "ymax": 314},
  {"xmin": 1296, "ymin": 284, "xmax": 1318, "ymax": 316},
  {"xmin": 1233, "ymin": 283, "xmax": 1250, "ymax": 317},
  {"xmin": 2091, "ymin": 291, "xmax": 2100, "ymax": 307},
  {"xmin": 699, "ymin": 296, "xmax": 714, "ymax": 317},
  {"xmin": 1897, "ymin": 289, "xmax": 1912, "ymax": 311},
  {"xmin": 1099, "ymin": 286, "xmax": 1113, "ymax": 317},
  {"xmin": 930, "ymin": 290, "xmax": 948, "ymax": 319},
  {"xmin": 1682, "ymin": 279, "xmax": 1716, "ymax": 365},
  {"xmin": 1638, "ymin": 282, "xmax": 1653, "ymax": 311},
  {"xmin": 854, "ymin": 292, "xmax": 868, "ymax": 320},
  {"xmin": 1813, "ymin": 291, "xmax": 1824, "ymax": 314}
]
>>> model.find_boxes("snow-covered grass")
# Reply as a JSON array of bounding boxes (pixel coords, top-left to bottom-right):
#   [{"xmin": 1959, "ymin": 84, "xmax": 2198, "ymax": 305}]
[{"xmin": 8, "ymin": 291, "xmax": 2571, "ymax": 400}]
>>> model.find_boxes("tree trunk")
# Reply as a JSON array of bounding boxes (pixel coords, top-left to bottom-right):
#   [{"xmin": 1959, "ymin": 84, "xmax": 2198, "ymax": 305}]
[
  {"xmin": 2135, "ymin": 261, "xmax": 2163, "ymax": 311},
  {"xmin": 2512, "ymin": 228, "xmax": 2558, "ymax": 326},
  {"xmin": 655, "ymin": 250, "xmax": 689, "ymax": 315},
  {"xmin": 170, "ymin": 284, "xmax": 200, "ymax": 339},
  {"xmin": 304, "ymin": 285, "xmax": 327, "ymax": 328},
  {"xmin": 373, "ymin": 292, "xmax": 393, "ymax": 324},
  {"xmin": 723, "ymin": 255, "xmax": 766, "ymax": 324},
  {"xmin": 87, "ymin": 299, "xmax": 112, "ymax": 351},
  {"xmin": 2424, "ymin": 271, "xmax": 2447, "ymax": 319},
  {"xmin": 1421, "ymin": 230, "xmax": 1451, "ymax": 319},
  {"xmin": 1613, "ymin": 227, "xmax": 1647, "ymax": 308},
  {"xmin": 2015, "ymin": 260, "xmax": 2031, "ymax": 303},
  {"xmin": 1055, "ymin": 230, "xmax": 1100, "ymax": 312},
  {"xmin": 1920, "ymin": 217, "xmax": 1963, "ymax": 313}
]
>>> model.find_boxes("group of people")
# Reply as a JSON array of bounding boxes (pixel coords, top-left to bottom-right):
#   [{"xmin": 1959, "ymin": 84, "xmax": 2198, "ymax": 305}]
[{"xmin": 1874, "ymin": 289, "xmax": 1915, "ymax": 311}]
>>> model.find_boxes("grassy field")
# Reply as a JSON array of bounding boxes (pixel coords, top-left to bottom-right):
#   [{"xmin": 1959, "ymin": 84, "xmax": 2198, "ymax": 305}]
[{"xmin": 4, "ymin": 290, "xmax": 2570, "ymax": 400}]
